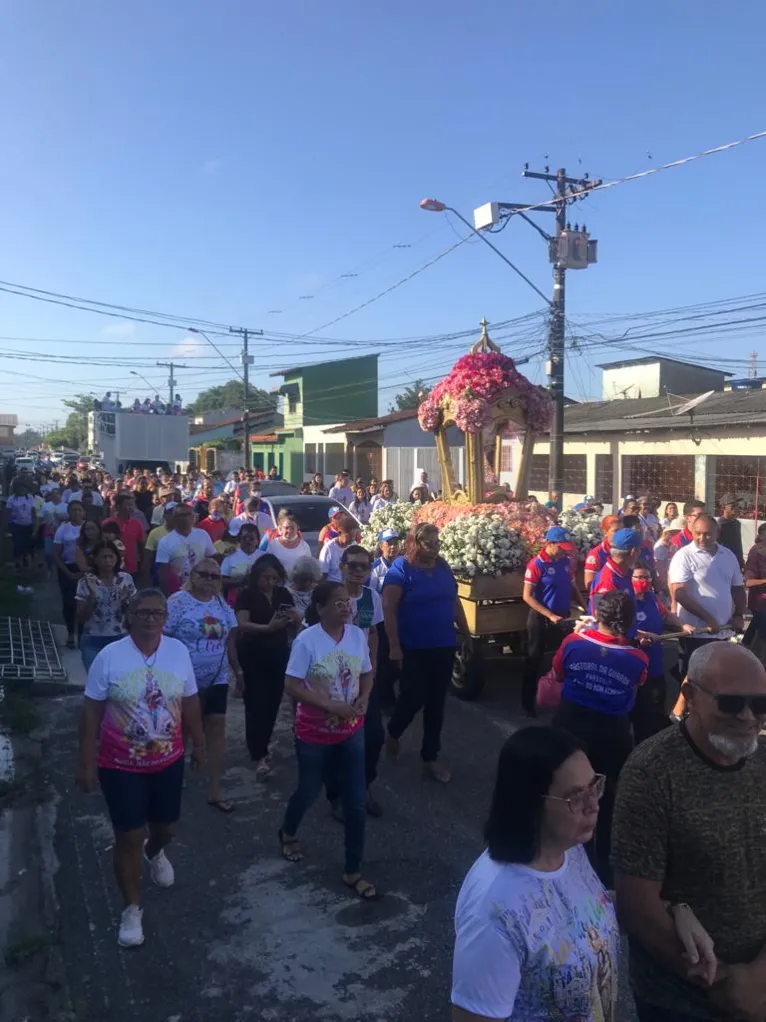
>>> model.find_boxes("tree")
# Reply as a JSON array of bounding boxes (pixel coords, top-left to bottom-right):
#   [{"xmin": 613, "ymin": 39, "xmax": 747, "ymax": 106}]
[
  {"xmin": 190, "ymin": 379, "xmax": 274, "ymax": 416},
  {"xmin": 13, "ymin": 429, "xmax": 42, "ymax": 449},
  {"xmin": 45, "ymin": 394, "xmax": 94, "ymax": 451},
  {"xmin": 390, "ymin": 379, "xmax": 432, "ymax": 412}
]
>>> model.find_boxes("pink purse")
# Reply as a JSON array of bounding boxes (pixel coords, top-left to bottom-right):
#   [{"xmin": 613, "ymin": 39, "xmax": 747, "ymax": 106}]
[{"xmin": 536, "ymin": 668, "xmax": 563, "ymax": 710}]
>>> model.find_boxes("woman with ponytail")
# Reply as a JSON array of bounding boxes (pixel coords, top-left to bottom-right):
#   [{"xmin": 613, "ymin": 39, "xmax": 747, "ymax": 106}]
[
  {"xmin": 279, "ymin": 581, "xmax": 377, "ymax": 900},
  {"xmin": 549, "ymin": 590, "xmax": 649, "ymax": 885}
]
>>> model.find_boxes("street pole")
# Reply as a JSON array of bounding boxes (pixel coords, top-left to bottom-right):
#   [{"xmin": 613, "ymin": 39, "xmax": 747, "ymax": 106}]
[
  {"xmin": 229, "ymin": 326, "xmax": 264, "ymax": 470},
  {"xmin": 156, "ymin": 362, "xmax": 188, "ymax": 407}
]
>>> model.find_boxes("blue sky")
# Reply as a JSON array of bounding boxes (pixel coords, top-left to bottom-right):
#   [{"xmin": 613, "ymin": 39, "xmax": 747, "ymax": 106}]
[{"xmin": 1, "ymin": 0, "xmax": 765, "ymax": 430}]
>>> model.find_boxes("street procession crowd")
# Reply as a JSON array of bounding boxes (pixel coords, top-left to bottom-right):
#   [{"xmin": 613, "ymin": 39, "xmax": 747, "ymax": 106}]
[{"xmin": 6, "ymin": 458, "xmax": 766, "ymax": 1020}]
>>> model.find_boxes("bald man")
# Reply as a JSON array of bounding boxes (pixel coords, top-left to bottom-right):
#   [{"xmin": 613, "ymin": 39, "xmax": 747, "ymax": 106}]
[{"xmin": 613, "ymin": 643, "xmax": 766, "ymax": 1022}]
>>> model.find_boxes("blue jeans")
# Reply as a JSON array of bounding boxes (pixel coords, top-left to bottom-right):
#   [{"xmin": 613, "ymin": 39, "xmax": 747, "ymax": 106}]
[
  {"xmin": 283, "ymin": 728, "xmax": 366, "ymax": 875},
  {"xmin": 80, "ymin": 633, "xmax": 121, "ymax": 672},
  {"xmin": 325, "ymin": 679, "xmax": 385, "ymax": 798}
]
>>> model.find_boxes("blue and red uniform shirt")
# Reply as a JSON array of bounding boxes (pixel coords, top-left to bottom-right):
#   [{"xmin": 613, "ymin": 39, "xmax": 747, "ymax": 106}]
[
  {"xmin": 638, "ymin": 539, "xmax": 656, "ymax": 572},
  {"xmin": 670, "ymin": 527, "xmax": 693, "ymax": 551},
  {"xmin": 524, "ymin": 549, "xmax": 572, "ymax": 617},
  {"xmin": 552, "ymin": 627, "xmax": 648, "ymax": 715},
  {"xmin": 588, "ymin": 557, "xmax": 637, "ymax": 638},
  {"xmin": 584, "ymin": 540, "xmax": 611, "ymax": 578},
  {"xmin": 633, "ymin": 591, "xmax": 667, "ymax": 676}
]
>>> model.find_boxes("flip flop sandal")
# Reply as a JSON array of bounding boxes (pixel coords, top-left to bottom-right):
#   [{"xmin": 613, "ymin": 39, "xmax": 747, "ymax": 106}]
[
  {"xmin": 278, "ymin": 828, "xmax": 303, "ymax": 863},
  {"xmin": 343, "ymin": 876, "xmax": 379, "ymax": 901},
  {"xmin": 255, "ymin": 761, "xmax": 272, "ymax": 780},
  {"xmin": 208, "ymin": 799, "xmax": 235, "ymax": 814}
]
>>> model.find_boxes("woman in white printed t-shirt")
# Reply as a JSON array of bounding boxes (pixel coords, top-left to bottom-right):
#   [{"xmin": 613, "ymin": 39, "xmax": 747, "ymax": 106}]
[
  {"xmin": 451, "ymin": 727, "xmax": 709, "ymax": 1022},
  {"xmin": 53, "ymin": 500, "xmax": 86, "ymax": 648},
  {"xmin": 258, "ymin": 509, "xmax": 312, "ymax": 574},
  {"xmin": 165, "ymin": 558, "xmax": 241, "ymax": 813},
  {"xmin": 279, "ymin": 581, "xmax": 377, "ymax": 901}
]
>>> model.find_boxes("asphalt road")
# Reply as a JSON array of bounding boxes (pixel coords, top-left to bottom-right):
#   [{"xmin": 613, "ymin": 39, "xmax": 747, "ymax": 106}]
[{"xmin": 47, "ymin": 665, "xmax": 640, "ymax": 1022}]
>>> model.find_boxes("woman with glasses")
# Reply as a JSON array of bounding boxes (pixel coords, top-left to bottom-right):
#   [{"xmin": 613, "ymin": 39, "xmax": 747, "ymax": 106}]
[
  {"xmin": 452, "ymin": 726, "xmax": 704, "ymax": 1022},
  {"xmin": 279, "ymin": 581, "xmax": 376, "ymax": 900},
  {"xmin": 164, "ymin": 558, "xmax": 241, "ymax": 812},
  {"xmin": 76, "ymin": 588, "xmax": 204, "ymax": 949},
  {"xmin": 548, "ymin": 590, "xmax": 649, "ymax": 885},
  {"xmin": 76, "ymin": 541, "xmax": 136, "ymax": 670},
  {"xmin": 384, "ymin": 523, "xmax": 472, "ymax": 783},
  {"xmin": 235, "ymin": 554, "xmax": 302, "ymax": 778}
]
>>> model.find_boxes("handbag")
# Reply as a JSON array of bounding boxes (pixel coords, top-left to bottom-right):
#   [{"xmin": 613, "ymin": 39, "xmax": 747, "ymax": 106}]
[{"xmin": 536, "ymin": 667, "xmax": 563, "ymax": 710}]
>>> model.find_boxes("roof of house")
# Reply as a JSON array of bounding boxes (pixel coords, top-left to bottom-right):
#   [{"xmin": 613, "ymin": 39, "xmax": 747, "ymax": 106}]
[
  {"xmin": 323, "ymin": 408, "xmax": 417, "ymax": 434},
  {"xmin": 596, "ymin": 355, "xmax": 732, "ymax": 375},
  {"xmin": 269, "ymin": 353, "xmax": 379, "ymax": 378},
  {"xmin": 249, "ymin": 433, "xmax": 280, "ymax": 443},
  {"xmin": 563, "ymin": 387, "xmax": 766, "ymax": 434}
]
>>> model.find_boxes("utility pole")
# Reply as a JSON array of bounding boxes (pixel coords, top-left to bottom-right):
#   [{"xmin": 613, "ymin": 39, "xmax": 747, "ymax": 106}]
[
  {"xmin": 156, "ymin": 362, "xmax": 188, "ymax": 407},
  {"xmin": 229, "ymin": 326, "xmax": 264, "ymax": 470}
]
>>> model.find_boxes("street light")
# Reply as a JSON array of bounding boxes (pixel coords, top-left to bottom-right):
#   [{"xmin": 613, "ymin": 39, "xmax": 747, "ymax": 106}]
[
  {"xmin": 419, "ymin": 198, "xmax": 551, "ymax": 305},
  {"xmin": 130, "ymin": 370, "xmax": 154, "ymax": 391}
]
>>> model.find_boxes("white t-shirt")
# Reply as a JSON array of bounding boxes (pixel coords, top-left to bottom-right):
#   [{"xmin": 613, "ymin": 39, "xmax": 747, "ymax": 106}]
[
  {"xmin": 6, "ymin": 495, "xmax": 36, "ymax": 526},
  {"xmin": 452, "ymin": 845, "xmax": 619, "ymax": 1022},
  {"xmin": 263, "ymin": 537, "xmax": 313, "ymax": 575},
  {"xmin": 328, "ymin": 484, "xmax": 354, "ymax": 507},
  {"xmin": 229, "ymin": 511, "xmax": 273, "ymax": 537},
  {"xmin": 67, "ymin": 489, "xmax": 104, "ymax": 507},
  {"xmin": 349, "ymin": 586, "xmax": 383, "ymax": 633},
  {"xmin": 85, "ymin": 635, "xmax": 197, "ymax": 771},
  {"xmin": 155, "ymin": 527, "xmax": 216, "ymax": 585},
  {"xmin": 667, "ymin": 541, "xmax": 743, "ymax": 628},
  {"xmin": 318, "ymin": 537, "xmax": 352, "ymax": 581},
  {"xmin": 40, "ymin": 500, "xmax": 68, "ymax": 529},
  {"xmin": 221, "ymin": 548, "xmax": 262, "ymax": 579},
  {"xmin": 53, "ymin": 521, "xmax": 81, "ymax": 564},
  {"xmin": 165, "ymin": 591, "xmax": 237, "ymax": 688}
]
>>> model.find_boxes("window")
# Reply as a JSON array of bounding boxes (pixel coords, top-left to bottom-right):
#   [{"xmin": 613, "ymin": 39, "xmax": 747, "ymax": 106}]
[
  {"xmin": 304, "ymin": 443, "xmax": 317, "ymax": 474},
  {"xmin": 324, "ymin": 443, "xmax": 346, "ymax": 477},
  {"xmin": 563, "ymin": 455, "xmax": 586, "ymax": 494},
  {"xmin": 205, "ymin": 448, "xmax": 216, "ymax": 472},
  {"xmin": 288, "ymin": 395, "xmax": 298, "ymax": 415},
  {"xmin": 713, "ymin": 455, "xmax": 764, "ymax": 517},
  {"xmin": 529, "ymin": 454, "xmax": 549, "ymax": 491},
  {"xmin": 595, "ymin": 454, "xmax": 613, "ymax": 502},
  {"xmin": 621, "ymin": 455, "xmax": 695, "ymax": 502}
]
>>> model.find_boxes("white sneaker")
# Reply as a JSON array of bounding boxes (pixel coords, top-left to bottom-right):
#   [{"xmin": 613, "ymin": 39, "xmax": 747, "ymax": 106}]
[
  {"xmin": 144, "ymin": 844, "xmax": 175, "ymax": 888},
  {"xmin": 118, "ymin": 905, "xmax": 144, "ymax": 948}
]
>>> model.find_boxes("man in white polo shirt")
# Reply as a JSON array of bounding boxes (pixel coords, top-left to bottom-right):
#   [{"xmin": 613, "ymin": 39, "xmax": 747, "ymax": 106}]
[{"xmin": 668, "ymin": 513, "xmax": 746, "ymax": 677}]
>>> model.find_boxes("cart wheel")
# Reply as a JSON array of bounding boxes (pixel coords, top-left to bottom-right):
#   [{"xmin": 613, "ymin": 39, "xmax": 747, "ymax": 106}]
[{"xmin": 451, "ymin": 637, "xmax": 485, "ymax": 700}]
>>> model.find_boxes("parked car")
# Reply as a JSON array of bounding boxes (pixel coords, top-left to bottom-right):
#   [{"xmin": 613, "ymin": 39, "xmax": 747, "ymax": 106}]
[{"xmin": 260, "ymin": 494, "xmax": 362, "ymax": 550}]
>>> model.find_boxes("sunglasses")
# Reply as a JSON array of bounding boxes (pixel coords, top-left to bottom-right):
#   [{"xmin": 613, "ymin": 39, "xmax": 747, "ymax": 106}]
[
  {"xmin": 134, "ymin": 608, "xmax": 166, "ymax": 621},
  {"xmin": 692, "ymin": 681, "xmax": 766, "ymax": 716},
  {"xmin": 194, "ymin": 571, "xmax": 221, "ymax": 581},
  {"xmin": 333, "ymin": 599, "xmax": 352, "ymax": 610}
]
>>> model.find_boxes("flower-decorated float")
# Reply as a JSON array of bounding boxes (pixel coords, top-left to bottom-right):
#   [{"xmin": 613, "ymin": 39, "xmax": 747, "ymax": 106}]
[{"xmin": 362, "ymin": 321, "xmax": 555, "ymax": 697}]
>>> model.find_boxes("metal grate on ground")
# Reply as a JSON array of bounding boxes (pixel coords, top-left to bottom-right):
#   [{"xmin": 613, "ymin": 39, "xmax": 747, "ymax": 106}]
[{"xmin": 0, "ymin": 617, "xmax": 66, "ymax": 681}]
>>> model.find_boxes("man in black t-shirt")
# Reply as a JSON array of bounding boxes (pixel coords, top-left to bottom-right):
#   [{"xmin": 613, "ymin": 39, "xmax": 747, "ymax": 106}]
[{"xmin": 717, "ymin": 493, "xmax": 743, "ymax": 567}]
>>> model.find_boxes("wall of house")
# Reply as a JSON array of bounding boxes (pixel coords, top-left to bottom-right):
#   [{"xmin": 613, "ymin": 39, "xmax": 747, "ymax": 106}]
[
  {"xmin": 659, "ymin": 363, "xmax": 727, "ymax": 396},
  {"xmin": 602, "ymin": 363, "xmax": 660, "ymax": 400},
  {"xmin": 381, "ymin": 420, "xmax": 465, "ymax": 499},
  {"xmin": 250, "ymin": 434, "xmax": 304, "ymax": 483},
  {"xmin": 300, "ymin": 355, "xmax": 378, "ymax": 427}
]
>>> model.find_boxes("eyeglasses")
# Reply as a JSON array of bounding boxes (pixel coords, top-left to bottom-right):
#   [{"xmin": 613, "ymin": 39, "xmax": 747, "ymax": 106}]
[
  {"xmin": 334, "ymin": 599, "xmax": 352, "ymax": 610},
  {"xmin": 134, "ymin": 608, "xmax": 166, "ymax": 621},
  {"xmin": 691, "ymin": 680, "xmax": 766, "ymax": 716},
  {"xmin": 544, "ymin": 773, "xmax": 606, "ymax": 813},
  {"xmin": 194, "ymin": 571, "xmax": 221, "ymax": 581},
  {"xmin": 345, "ymin": 561, "xmax": 369, "ymax": 572}
]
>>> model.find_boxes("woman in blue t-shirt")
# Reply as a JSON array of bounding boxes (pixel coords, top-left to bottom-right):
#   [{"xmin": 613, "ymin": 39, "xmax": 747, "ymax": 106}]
[{"xmin": 383, "ymin": 523, "xmax": 472, "ymax": 783}]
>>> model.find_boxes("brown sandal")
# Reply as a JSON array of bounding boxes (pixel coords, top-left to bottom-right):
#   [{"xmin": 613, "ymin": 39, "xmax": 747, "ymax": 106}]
[
  {"xmin": 278, "ymin": 828, "xmax": 303, "ymax": 863},
  {"xmin": 343, "ymin": 874, "xmax": 379, "ymax": 901}
]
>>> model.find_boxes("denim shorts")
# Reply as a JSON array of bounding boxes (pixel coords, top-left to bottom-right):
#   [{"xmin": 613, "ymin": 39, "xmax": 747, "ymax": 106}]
[
  {"xmin": 199, "ymin": 683, "xmax": 228, "ymax": 716},
  {"xmin": 98, "ymin": 756, "xmax": 184, "ymax": 832}
]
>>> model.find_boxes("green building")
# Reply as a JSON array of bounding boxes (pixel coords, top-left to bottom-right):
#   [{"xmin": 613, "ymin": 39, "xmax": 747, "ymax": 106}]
[{"xmin": 250, "ymin": 354, "xmax": 379, "ymax": 482}]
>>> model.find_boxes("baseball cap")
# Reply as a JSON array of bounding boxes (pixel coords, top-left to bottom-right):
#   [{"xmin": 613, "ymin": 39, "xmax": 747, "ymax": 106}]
[
  {"xmin": 159, "ymin": 486, "xmax": 174, "ymax": 498},
  {"xmin": 584, "ymin": 495, "xmax": 596, "ymax": 503},
  {"xmin": 720, "ymin": 493, "xmax": 738, "ymax": 507},
  {"xmin": 378, "ymin": 527, "xmax": 400, "ymax": 542},
  {"xmin": 611, "ymin": 528, "xmax": 642, "ymax": 552},
  {"xmin": 545, "ymin": 526, "xmax": 571, "ymax": 543},
  {"xmin": 328, "ymin": 506, "xmax": 343, "ymax": 519},
  {"xmin": 163, "ymin": 501, "xmax": 178, "ymax": 515},
  {"xmin": 668, "ymin": 517, "xmax": 685, "ymax": 531}
]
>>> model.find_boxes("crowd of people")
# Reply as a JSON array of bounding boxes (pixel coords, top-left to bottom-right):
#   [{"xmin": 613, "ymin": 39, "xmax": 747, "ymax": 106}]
[{"xmin": 5, "ymin": 460, "xmax": 766, "ymax": 1019}]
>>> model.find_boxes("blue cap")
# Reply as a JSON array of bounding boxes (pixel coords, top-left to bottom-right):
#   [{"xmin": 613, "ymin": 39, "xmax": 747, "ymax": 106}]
[
  {"xmin": 572, "ymin": 502, "xmax": 588, "ymax": 511},
  {"xmin": 378, "ymin": 528, "xmax": 400, "ymax": 542},
  {"xmin": 611, "ymin": 527, "xmax": 642, "ymax": 552},
  {"xmin": 545, "ymin": 526, "xmax": 570, "ymax": 543},
  {"xmin": 328, "ymin": 506, "xmax": 343, "ymax": 519}
]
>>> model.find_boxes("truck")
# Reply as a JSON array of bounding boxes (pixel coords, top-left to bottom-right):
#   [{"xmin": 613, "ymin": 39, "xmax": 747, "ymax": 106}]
[{"xmin": 88, "ymin": 410, "xmax": 189, "ymax": 476}]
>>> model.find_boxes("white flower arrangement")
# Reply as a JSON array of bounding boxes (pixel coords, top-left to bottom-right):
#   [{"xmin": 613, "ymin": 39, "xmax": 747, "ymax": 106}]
[
  {"xmin": 361, "ymin": 501, "xmax": 417, "ymax": 552},
  {"xmin": 438, "ymin": 513, "xmax": 525, "ymax": 578},
  {"xmin": 558, "ymin": 508, "xmax": 603, "ymax": 556}
]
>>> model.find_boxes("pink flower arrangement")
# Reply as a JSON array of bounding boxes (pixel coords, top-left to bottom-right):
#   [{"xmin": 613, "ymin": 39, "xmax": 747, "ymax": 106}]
[
  {"xmin": 418, "ymin": 350, "xmax": 551, "ymax": 435},
  {"xmin": 414, "ymin": 499, "xmax": 555, "ymax": 558}
]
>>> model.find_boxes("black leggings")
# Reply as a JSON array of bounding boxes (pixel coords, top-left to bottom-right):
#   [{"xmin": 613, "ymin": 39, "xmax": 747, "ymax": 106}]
[
  {"xmin": 553, "ymin": 700, "xmax": 633, "ymax": 887},
  {"xmin": 387, "ymin": 646, "xmax": 455, "ymax": 762},
  {"xmin": 241, "ymin": 649, "xmax": 289, "ymax": 762},
  {"xmin": 57, "ymin": 566, "xmax": 80, "ymax": 636},
  {"xmin": 523, "ymin": 612, "xmax": 572, "ymax": 713}
]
